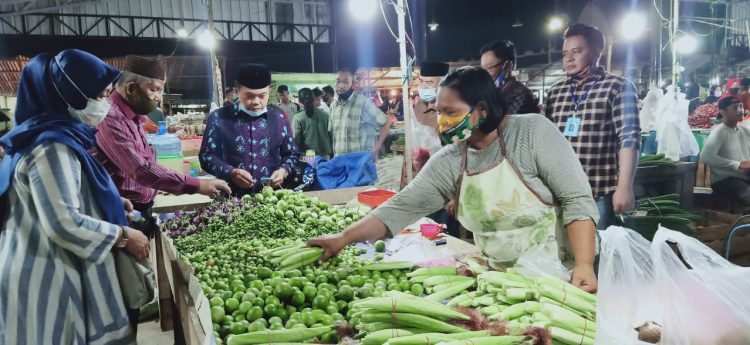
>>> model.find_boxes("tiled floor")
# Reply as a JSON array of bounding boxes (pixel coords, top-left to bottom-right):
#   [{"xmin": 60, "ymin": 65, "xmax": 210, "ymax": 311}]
[{"xmin": 137, "ymin": 320, "xmax": 174, "ymax": 344}]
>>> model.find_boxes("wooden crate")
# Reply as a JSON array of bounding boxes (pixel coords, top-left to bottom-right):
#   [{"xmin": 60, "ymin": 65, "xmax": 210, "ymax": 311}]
[{"xmin": 694, "ymin": 210, "xmax": 750, "ymax": 265}]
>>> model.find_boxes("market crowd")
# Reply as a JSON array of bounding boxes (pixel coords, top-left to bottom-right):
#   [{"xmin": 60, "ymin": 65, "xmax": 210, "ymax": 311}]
[{"xmin": 0, "ymin": 22, "xmax": 651, "ymax": 343}]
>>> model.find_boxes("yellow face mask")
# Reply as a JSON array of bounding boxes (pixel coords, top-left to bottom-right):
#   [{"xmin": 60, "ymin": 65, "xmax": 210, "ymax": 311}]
[
  {"xmin": 438, "ymin": 108, "xmax": 483, "ymax": 143},
  {"xmin": 438, "ymin": 112, "xmax": 469, "ymax": 134}
]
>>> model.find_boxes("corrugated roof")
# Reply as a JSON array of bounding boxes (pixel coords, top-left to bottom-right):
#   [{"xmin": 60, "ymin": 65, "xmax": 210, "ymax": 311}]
[{"xmin": 0, "ymin": 55, "xmax": 223, "ymax": 97}]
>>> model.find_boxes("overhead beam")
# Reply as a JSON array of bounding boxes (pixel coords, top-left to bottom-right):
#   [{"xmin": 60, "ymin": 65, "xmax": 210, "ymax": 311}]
[{"xmin": 0, "ymin": 0, "xmax": 109, "ymax": 18}]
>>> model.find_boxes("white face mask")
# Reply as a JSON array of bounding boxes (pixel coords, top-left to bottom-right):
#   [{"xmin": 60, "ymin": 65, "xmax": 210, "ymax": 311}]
[
  {"xmin": 51, "ymin": 56, "xmax": 112, "ymax": 127},
  {"xmin": 418, "ymin": 88, "xmax": 437, "ymax": 103},
  {"xmin": 239, "ymin": 102, "xmax": 267, "ymax": 117},
  {"xmin": 714, "ymin": 90, "xmax": 723, "ymax": 97}
]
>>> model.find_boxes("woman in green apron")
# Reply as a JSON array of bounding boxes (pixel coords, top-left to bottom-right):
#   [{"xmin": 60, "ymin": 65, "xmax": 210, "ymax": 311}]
[{"xmin": 309, "ymin": 67, "xmax": 599, "ymax": 292}]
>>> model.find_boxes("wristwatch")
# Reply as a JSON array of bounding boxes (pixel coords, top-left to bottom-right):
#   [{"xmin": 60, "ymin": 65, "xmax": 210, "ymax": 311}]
[{"xmin": 117, "ymin": 226, "xmax": 129, "ymax": 248}]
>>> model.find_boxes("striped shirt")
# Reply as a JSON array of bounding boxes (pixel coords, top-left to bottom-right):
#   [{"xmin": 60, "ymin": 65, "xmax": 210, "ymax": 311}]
[
  {"xmin": 545, "ymin": 66, "xmax": 641, "ymax": 197},
  {"xmin": 0, "ymin": 142, "xmax": 133, "ymax": 344},
  {"xmin": 329, "ymin": 93, "xmax": 388, "ymax": 156},
  {"xmin": 92, "ymin": 92, "xmax": 199, "ymax": 204}
]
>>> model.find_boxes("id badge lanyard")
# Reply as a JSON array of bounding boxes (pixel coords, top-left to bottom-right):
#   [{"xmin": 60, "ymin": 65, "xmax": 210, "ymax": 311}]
[{"xmin": 563, "ymin": 78, "xmax": 598, "ymax": 137}]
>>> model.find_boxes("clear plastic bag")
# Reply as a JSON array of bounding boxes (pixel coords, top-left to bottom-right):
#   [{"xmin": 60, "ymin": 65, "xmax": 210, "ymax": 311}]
[
  {"xmin": 596, "ymin": 226, "xmax": 661, "ymax": 345},
  {"xmin": 651, "ymin": 227, "xmax": 750, "ymax": 345},
  {"xmin": 639, "ymin": 83, "xmax": 663, "ymax": 132},
  {"xmin": 514, "ymin": 244, "xmax": 570, "ymax": 282},
  {"xmin": 655, "ymin": 86, "xmax": 699, "ymax": 160}
]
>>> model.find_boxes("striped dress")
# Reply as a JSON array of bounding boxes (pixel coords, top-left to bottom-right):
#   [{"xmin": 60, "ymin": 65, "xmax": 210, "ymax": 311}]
[{"xmin": 0, "ymin": 142, "xmax": 134, "ymax": 344}]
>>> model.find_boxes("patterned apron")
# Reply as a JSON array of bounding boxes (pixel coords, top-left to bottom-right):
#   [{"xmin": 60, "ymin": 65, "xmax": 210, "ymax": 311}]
[{"xmin": 455, "ymin": 127, "xmax": 570, "ymax": 269}]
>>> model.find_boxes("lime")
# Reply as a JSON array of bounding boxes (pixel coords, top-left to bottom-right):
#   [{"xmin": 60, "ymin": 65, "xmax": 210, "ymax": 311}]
[
  {"xmin": 314, "ymin": 275, "xmax": 328, "ymax": 285},
  {"xmin": 274, "ymin": 283, "xmax": 294, "ymax": 301},
  {"xmin": 247, "ymin": 321, "xmax": 266, "ymax": 332},
  {"xmin": 251, "ymin": 297, "xmax": 265, "ymax": 308},
  {"xmin": 331, "ymin": 313, "xmax": 345, "ymax": 321},
  {"xmin": 265, "ymin": 296, "xmax": 281, "ymax": 307},
  {"xmin": 387, "ymin": 282, "xmax": 401, "ymax": 291},
  {"xmin": 358, "ymin": 286, "xmax": 373, "ymax": 299},
  {"xmin": 411, "ymin": 283, "xmax": 425, "ymax": 296},
  {"xmin": 326, "ymin": 304, "xmax": 338, "ymax": 315},
  {"xmin": 257, "ymin": 267, "xmax": 273, "ymax": 280},
  {"xmin": 336, "ymin": 300, "xmax": 348, "ymax": 312},
  {"xmin": 263, "ymin": 304, "xmax": 278, "ymax": 318},
  {"xmin": 255, "ymin": 318, "xmax": 268, "ymax": 327},
  {"xmin": 285, "ymin": 319, "xmax": 299, "ymax": 329},
  {"xmin": 250, "ymin": 280, "xmax": 264, "ymax": 291},
  {"xmin": 318, "ymin": 314, "xmax": 334, "ymax": 326},
  {"xmin": 211, "ymin": 306, "xmax": 226, "ymax": 323},
  {"xmin": 292, "ymin": 323, "xmax": 308, "ymax": 329},
  {"xmin": 399, "ymin": 280, "xmax": 411, "ymax": 292},
  {"xmin": 291, "ymin": 291, "xmax": 306, "ymax": 307},
  {"xmin": 336, "ymin": 285, "xmax": 355, "ymax": 302},
  {"xmin": 275, "ymin": 308, "xmax": 289, "ymax": 322},
  {"xmin": 246, "ymin": 306, "xmax": 263, "ymax": 322},
  {"xmin": 209, "ymin": 296, "xmax": 224, "ymax": 308},
  {"xmin": 301, "ymin": 312, "xmax": 316, "ymax": 327},
  {"xmin": 268, "ymin": 316, "xmax": 283, "ymax": 325},
  {"xmin": 374, "ymin": 240, "xmax": 386, "ymax": 252},
  {"xmin": 303, "ymin": 285, "xmax": 317, "ymax": 302},
  {"xmin": 225, "ymin": 298, "xmax": 240, "ymax": 313},
  {"xmin": 234, "ymin": 314, "xmax": 245, "ymax": 322},
  {"xmin": 312, "ymin": 295, "xmax": 329, "ymax": 310},
  {"xmin": 241, "ymin": 292, "xmax": 256, "ymax": 303},
  {"xmin": 347, "ymin": 275, "xmax": 365, "ymax": 287},
  {"xmin": 229, "ymin": 322, "xmax": 246, "ymax": 335},
  {"xmin": 238, "ymin": 301, "xmax": 252, "ymax": 315}
]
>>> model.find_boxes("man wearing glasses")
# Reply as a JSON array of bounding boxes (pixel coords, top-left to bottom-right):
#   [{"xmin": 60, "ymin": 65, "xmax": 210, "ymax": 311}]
[{"xmin": 480, "ymin": 40, "xmax": 538, "ymax": 115}]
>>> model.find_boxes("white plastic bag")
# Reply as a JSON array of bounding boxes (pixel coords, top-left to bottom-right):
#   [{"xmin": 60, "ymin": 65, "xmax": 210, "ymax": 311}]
[
  {"xmin": 651, "ymin": 227, "xmax": 750, "ymax": 345},
  {"xmin": 639, "ymin": 83, "xmax": 663, "ymax": 132},
  {"xmin": 596, "ymin": 226, "xmax": 661, "ymax": 345},
  {"xmin": 514, "ymin": 244, "xmax": 570, "ymax": 282},
  {"xmin": 655, "ymin": 86, "xmax": 699, "ymax": 160}
]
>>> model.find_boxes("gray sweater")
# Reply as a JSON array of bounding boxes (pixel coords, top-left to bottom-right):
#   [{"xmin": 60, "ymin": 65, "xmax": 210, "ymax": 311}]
[
  {"xmin": 701, "ymin": 123, "xmax": 750, "ymax": 184},
  {"xmin": 372, "ymin": 114, "xmax": 599, "ymax": 234}
]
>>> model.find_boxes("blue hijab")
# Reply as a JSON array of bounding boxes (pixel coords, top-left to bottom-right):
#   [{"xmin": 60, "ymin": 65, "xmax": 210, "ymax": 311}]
[{"xmin": 0, "ymin": 49, "xmax": 126, "ymax": 226}]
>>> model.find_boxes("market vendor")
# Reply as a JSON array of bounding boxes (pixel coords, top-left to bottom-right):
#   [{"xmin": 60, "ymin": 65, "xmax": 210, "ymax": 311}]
[
  {"xmin": 200, "ymin": 63, "xmax": 298, "ymax": 195},
  {"xmin": 701, "ymin": 94, "xmax": 750, "ymax": 206},
  {"xmin": 309, "ymin": 67, "xmax": 599, "ymax": 292}
]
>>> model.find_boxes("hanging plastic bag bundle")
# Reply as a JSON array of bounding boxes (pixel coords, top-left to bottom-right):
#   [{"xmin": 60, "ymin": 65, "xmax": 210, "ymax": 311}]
[{"xmin": 654, "ymin": 86, "xmax": 699, "ymax": 160}]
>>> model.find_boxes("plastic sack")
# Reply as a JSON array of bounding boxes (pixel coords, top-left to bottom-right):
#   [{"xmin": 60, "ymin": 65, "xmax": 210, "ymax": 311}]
[
  {"xmin": 655, "ymin": 86, "xmax": 699, "ymax": 160},
  {"xmin": 314, "ymin": 152, "xmax": 377, "ymax": 190},
  {"xmin": 651, "ymin": 227, "xmax": 750, "ymax": 345},
  {"xmin": 639, "ymin": 83, "xmax": 663, "ymax": 132},
  {"xmin": 514, "ymin": 244, "xmax": 570, "ymax": 282},
  {"xmin": 596, "ymin": 226, "xmax": 661, "ymax": 345}
]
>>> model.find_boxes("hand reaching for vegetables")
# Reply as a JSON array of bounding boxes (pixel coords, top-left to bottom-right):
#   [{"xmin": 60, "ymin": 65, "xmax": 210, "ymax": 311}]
[
  {"xmin": 231, "ymin": 169, "xmax": 254, "ymax": 189},
  {"xmin": 269, "ymin": 168, "xmax": 288, "ymax": 188},
  {"xmin": 307, "ymin": 234, "xmax": 348, "ymax": 263},
  {"xmin": 198, "ymin": 178, "xmax": 232, "ymax": 199},
  {"xmin": 570, "ymin": 264, "xmax": 597, "ymax": 293}
]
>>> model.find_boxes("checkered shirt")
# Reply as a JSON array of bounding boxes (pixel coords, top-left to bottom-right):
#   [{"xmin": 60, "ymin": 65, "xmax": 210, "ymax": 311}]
[
  {"xmin": 329, "ymin": 93, "xmax": 388, "ymax": 156},
  {"xmin": 545, "ymin": 66, "xmax": 641, "ymax": 197}
]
